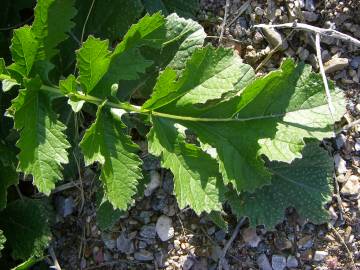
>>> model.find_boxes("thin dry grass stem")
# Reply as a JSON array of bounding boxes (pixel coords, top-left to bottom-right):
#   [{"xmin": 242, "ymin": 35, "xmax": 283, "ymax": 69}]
[
  {"xmin": 219, "ymin": 0, "xmax": 231, "ymax": 45},
  {"xmin": 218, "ymin": 217, "xmax": 246, "ymax": 270},
  {"xmin": 254, "ymin": 22, "xmax": 360, "ymax": 47}
]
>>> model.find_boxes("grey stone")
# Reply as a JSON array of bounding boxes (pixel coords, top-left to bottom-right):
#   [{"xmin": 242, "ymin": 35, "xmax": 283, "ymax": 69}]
[
  {"xmin": 336, "ymin": 134, "xmax": 346, "ymax": 149},
  {"xmin": 324, "ymin": 58, "xmax": 349, "ymax": 74},
  {"xmin": 140, "ymin": 225, "xmax": 156, "ymax": 239},
  {"xmin": 298, "ymin": 48, "xmax": 310, "ymax": 61},
  {"xmin": 287, "ymin": 255, "xmax": 299, "ymax": 268},
  {"xmin": 156, "ymin": 215, "xmax": 174, "ymax": 241},
  {"xmin": 144, "ymin": 170, "xmax": 161, "ymax": 197},
  {"xmin": 272, "ymin": 255, "xmax": 287, "ymax": 270},
  {"xmin": 341, "ymin": 175, "xmax": 360, "ymax": 195},
  {"xmin": 116, "ymin": 233, "xmax": 134, "ymax": 254},
  {"xmin": 55, "ymin": 196, "xmax": 75, "ymax": 217},
  {"xmin": 101, "ymin": 233, "xmax": 116, "ymax": 250},
  {"xmin": 334, "ymin": 154, "xmax": 347, "ymax": 174},
  {"xmin": 257, "ymin": 254, "xmax": 272, "ymax": 270},
  {"xmin": 313, "ymin": 250, "xmax": 328, "ymax": 262},
  {"xmin": 134, "ymin": 250, "xmax": 154, "ymax": 261},
  {"xmin": 350, "ymin": 57, "xmax": 360, "ymax": 69}
]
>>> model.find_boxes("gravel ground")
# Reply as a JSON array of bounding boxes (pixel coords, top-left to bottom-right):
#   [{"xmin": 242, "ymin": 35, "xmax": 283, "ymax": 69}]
[{"xmin": 50, "ymin": 1, "xmax": 360, "ymax": 269}]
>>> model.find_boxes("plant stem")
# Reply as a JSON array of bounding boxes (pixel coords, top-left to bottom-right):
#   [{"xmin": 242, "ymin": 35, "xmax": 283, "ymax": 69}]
[{"xmin": 40, "ymin": 85, "xmax": 284, "ymax": 123}]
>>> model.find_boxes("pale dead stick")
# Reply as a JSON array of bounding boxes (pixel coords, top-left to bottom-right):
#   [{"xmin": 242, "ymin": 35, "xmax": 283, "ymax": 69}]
[
  {"xmin": 253, "ymin": 22, "xmax": 360, "ymax": 47},
  {"xmin": 219, "ymin": 0, "xmax": 231, "ymax": 45},
  {"xmin": 218, "ymin": 217, "xmax": 247, "ymax": 270}
]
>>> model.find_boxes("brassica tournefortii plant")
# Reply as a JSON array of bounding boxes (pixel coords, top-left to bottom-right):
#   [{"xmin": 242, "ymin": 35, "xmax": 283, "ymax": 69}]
[{"xmin": 0, "ymin": 0, "xmax": 345, "ymax": 265}]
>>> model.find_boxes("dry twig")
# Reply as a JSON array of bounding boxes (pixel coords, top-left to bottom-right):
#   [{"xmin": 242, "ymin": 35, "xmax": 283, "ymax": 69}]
[
  {"xmin": 49, "ymin": 246, "xmax": 62, "ymax": 270},
  {"xmin": 219, "ymin": 0, "xmax": 231, "ymax": 45},
  {"xmin": 329, "ymin": 224, "xmax": 356, "ymax": 268},
  {"xmin": 226, "ymin": 0, "xmax": 251, "ymax": 27},
  {"xmin": 218, "ymin": 217, "xmax": 246, "ymax": 270},
  {"xmin": 254, "ymin": 22, "xmax": 360, "ymax": 47},
  {"xmin": 315, "ymin": 32, "xmax": 335, "ymax": 117}
]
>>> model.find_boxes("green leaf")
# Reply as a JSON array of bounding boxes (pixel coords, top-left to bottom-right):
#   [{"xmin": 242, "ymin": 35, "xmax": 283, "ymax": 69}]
[
  {"xmin": 0, "ymin": 198, "xmax": 53, "ymax": 260},
  {"xmin": 9, "ymin": 26, "xmax": 38, "ymax": 76},
  {"xmin": 12, "ymin": 78, "xmax": 70, "ymax": 194},
  {"xmin": 148, "ymin": 117, "xmax": 224, "ymax": 214},
  {"xmin": 142, "ymin": 0, "xmax": 199, "ymax": 18},
  {"xmin": 77, "ymin": 13, "xmax": 166, "ymax": 98},
  {"xmin": 76, "ymin": 36, "xmax": 111, "ymax": 94},
  {"xmin": 0, "ymin": 158, "xmax": 18, "ymax": 210},
  {"xmin": 74, "ymin": 0, "xmax": 144, "ymax": 41},
  {"xmin": 80, "ymin": 106, "xmax": 142, "ymax": 210},
  {"xmin": 145, "ymin": 57, "xmax": 344, "ymax": 192},
  {"xmin": 59, "ymin": 74, "xmax": 77, "ymax": 95},
  {"xmin": 96, "ymin": 199, "xmax": 124, "ymax": 231},
  {"xmin": 143, "ymin": 46, "xmax": 255, "ymax": 110},
  {"xmin": 208, "ymin": 211, "xmax": 228, "ymax": 232},
  {"xmin": 32, "ymin": 0, "xmax": 77, "ymax": 61},
  {"xmin": 226, "ymin": 142, "xmax": 333, "ymax": 228},
  {"xmin": 0, "ymin": 229, "xmax": 5, "ymax": 253},
  {"xmin": 118, "ymin": 13, "xmax": 206, "ymax": 100}
]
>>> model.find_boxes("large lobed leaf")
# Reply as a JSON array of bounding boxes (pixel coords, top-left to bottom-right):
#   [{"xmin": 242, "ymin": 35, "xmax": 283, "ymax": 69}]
[
  {"xmin": 148, "ymin": 117, "xmax": 224, "ymax": 214},
  {"xmin": 80, "ymin": 106, "xmax": 142, "ymax": 210},
  {"xmin": 227, "ymin": 141, "xmax": 333, "ymax": 228},
  {"xmin": 0, "ymin": 198, "xmax": 53, "ymax": 260},
  {"xmin": 145, "ymin": 54, "xmax": 345, "ymax": 193},
  {"xmin": 11, "ymin": 78, "xmax": 70, "ymax": 194}
]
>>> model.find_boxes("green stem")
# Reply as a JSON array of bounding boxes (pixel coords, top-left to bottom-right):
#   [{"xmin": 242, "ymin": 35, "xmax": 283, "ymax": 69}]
[{"xmin": 40, "ymin": 85, "xmax": 283, "ymax": 123}]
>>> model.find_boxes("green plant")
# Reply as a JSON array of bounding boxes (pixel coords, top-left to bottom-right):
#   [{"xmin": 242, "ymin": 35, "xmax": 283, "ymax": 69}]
[{"xmin": 0, "ymin": 0, "xmax": 345, "ymax": 266}]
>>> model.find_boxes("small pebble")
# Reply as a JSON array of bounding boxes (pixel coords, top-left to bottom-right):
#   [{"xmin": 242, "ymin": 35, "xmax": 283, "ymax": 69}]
[
  {"xmin": 134, "ymin": 250, "xmax": 154, "ymax": 261},
  {"xmin": 313, "ymin": 250, "xmax": 328, "ymax": 262},
  {"xmin": 257, "ymin": 254, "xmax": 272, "ymax": 270},
  {"xmin": 287, "ymin": 255, "xmax": 298, "ymax": 268},
  {"xmin": 144, "ymin": 170, "xmax": 161, "ymax": 197},
  {"xmin": 272, "ymin": 255, "xmax": 287, "ymax": 270},
  {"xmin": 156, "ymin": 215, "xmax": 174, "ymax": 241},
  {"xmin": 324, "ymin": 58, "xmax": 349, "ymax": 74},
  {"xmin": 341, "ymin": 175, "xmax": 360, "ymax": 195},
  {"xmin": 334, "ymin": 153, "xmax": 347, "ymax": 174}
]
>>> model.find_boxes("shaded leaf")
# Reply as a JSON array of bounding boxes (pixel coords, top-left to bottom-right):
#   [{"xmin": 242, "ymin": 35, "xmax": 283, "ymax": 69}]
[
  {"xmin": 226, "ymin": 142, "xmax": 333, "ymax": 228},
  {"xmin": 0, "ymin": 198, "xmax": 53, "ymax": 260},
  {"xmin": 80, "ymin": 106, "xmax": 142, "ymax": 210}
]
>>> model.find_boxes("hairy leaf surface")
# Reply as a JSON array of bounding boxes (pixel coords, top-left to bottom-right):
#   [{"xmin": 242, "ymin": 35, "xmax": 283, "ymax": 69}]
[
  {"xmin": 12, "ymin": 78, "xmax": 70, "ymax": 194},
  {"xmin": 80, "ymin": 106, "xmax": 142, "ymax": 210},
  {"xmin": 148, "ymin": 117, "xmax": 224, "ymax": 214},
  {"xmin": 226, "ymin": 142, "xmax": 333, "ymax": 228},
  {"xmin": 0, "ymin": 199, "xmax": 52, "ymax": 260},
  {"xmin": 145, "ymin": 57, "xmax": 344, "ymax": 192}
]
